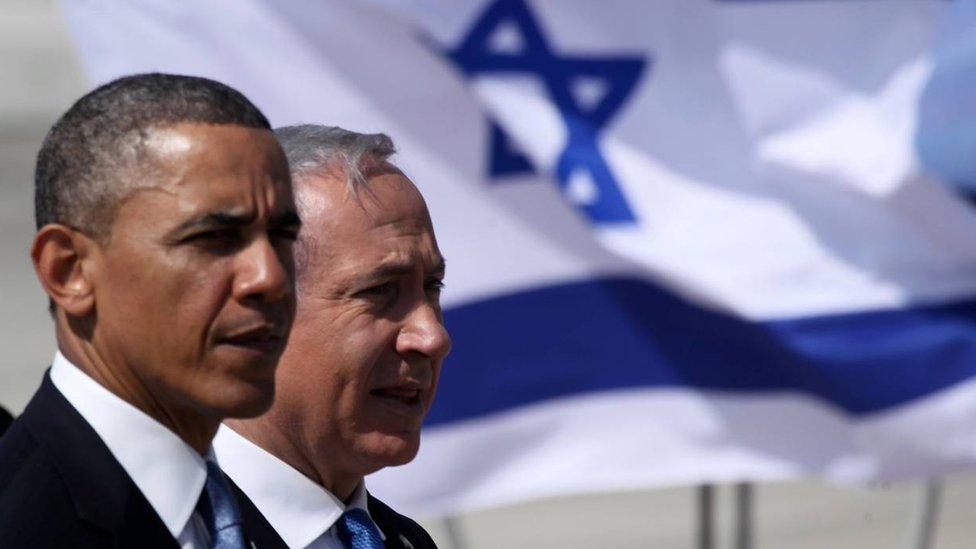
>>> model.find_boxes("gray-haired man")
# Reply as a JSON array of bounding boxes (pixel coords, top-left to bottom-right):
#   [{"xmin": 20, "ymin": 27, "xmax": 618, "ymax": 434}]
[{"xmin": 214, "ymin": 125, "xmax": 451, "ymax": 549}]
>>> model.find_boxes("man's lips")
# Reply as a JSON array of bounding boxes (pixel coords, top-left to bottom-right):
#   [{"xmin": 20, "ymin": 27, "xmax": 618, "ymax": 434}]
[
  {"xmin": 369, "ymin": 386, "xmax": 424, "ymax": 408},
  {"xmin": 216, "ymin": 324, "xmax": 284, "ymax": 355}
]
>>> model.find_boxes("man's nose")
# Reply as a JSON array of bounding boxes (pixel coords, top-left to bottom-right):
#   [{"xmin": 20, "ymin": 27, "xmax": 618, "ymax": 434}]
[
  {"xmin": 396, "ymin": 301, "xmax": 452, "ymax": 360},
  {"xmin": 233, "ymin": 236, "xmax": 293, "ymax": 304}
]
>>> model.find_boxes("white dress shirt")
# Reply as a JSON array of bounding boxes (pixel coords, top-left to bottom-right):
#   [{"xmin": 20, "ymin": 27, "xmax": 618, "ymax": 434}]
[
  {"xmin": 50, "ymin": 351, "xmax": 211, "ymax": 548},
  {"xmin": 213, "ymin": 425, "xmax": 384, "ymax": 549}
]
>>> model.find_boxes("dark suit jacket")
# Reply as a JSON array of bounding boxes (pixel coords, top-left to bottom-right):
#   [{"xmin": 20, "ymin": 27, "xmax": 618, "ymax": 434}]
[
  {"xmin": 0, "ymin": 405, "xmax": 13, "ymax": 437},
  {"xmin": 368, "ymin": 494, "xmax": 438, "ymax": 549},
  {"xmin": 0, "ymin": 372, "xmax": 286, "ymax": 548}
]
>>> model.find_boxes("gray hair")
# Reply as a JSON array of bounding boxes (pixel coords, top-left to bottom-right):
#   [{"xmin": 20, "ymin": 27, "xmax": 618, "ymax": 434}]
[
  {"xmin": 273, "ymin": 124, "xmax": 396, "ymax": 192},
  {"xmin": 275, "ymin": 124, "xmax": 398, "ymax": 290}
]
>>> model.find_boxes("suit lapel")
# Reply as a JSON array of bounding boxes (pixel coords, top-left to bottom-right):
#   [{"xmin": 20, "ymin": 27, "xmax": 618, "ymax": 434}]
[
  {"xmin": 368, "ymin": 495, "xmax": 420, "ymax": 549},
  {"xmin": 21, "ymin": 373, "xmax": 179, "ymax": 548},
  {"xmin": 112, "ymin": 489, "xmax": 183, "ymax": 549},
  {"xmin": 226, "ymin": 474, "xmax": 288, "ymax": 549}
]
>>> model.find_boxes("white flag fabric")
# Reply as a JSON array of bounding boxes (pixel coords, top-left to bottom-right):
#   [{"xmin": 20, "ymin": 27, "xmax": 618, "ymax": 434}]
[{"xmin": 61, "ymin": 0, "xmax": 976, "ymax": 515}]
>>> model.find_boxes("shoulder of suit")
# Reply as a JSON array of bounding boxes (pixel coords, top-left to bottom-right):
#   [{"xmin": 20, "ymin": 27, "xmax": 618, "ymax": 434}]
[
  {"xmin": 0, "ymin": 419, "xmax": 46, "ymax": 493},
  {"xmin": 0, "ymin": 420, "xmax": 92, "ymax": 543},
  {"xmin": 368, "ymin": 495, "xmax": 438, "ymax": 549}
]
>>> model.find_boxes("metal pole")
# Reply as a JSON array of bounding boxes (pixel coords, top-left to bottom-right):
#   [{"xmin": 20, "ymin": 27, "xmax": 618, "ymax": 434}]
[
  {"xmin": 905, "ymin": 479, "xmax": 942, "ymax": 549},
  {"xmin": 698, "ymin": 484, "xmax": 715, "ymax": 549},
  {"xmin": 734, "ymin": 482, "xmax": 754, "ymax": 549},
  {"xmin": 442, "ymin": 515, "xmax": 470, "ymax": 549}
]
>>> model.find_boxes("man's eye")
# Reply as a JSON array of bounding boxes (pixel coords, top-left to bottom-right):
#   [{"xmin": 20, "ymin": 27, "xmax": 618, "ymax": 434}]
[
  {"xmin": 186, "ymin": 229, "xmax": 238, "ymax": 245},
  {"xmin": 357, "ymin": 282, "xmax": 394, "ymax": 297}
]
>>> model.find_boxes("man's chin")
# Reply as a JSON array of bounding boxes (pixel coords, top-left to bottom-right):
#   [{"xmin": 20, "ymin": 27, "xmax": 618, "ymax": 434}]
[
  {"xmin": 360, "ymin": 431, "xmax": 422, "ymax": 469},
  {"xmin": 207, "ymin": 379, "xmax": 276, "ymax": 419}
]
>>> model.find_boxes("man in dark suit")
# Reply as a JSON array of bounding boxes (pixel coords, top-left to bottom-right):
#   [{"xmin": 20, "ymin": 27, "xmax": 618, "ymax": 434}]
[
  {"xmin": 0, "ymin": 73, "xmax": 301, "ymax": 548},
  {"xmin": 214, "ymin": 125, "xmax": 452, "ymax": 549}
]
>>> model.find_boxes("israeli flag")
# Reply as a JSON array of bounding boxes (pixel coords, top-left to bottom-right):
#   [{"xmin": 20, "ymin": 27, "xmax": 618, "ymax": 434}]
[{"xmin": 61, "ymin": 0, "xmax": 976, "ymax": 515}]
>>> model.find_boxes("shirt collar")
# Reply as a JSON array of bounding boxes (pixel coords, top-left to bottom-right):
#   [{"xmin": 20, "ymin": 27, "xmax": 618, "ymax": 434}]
[
  {"xmin": 49, "ymin": 351, "xmax": 207, "ymax": 538},
  {"xmin": 213, "ymin": 424, "xmax": 382, "ymax": 548}
]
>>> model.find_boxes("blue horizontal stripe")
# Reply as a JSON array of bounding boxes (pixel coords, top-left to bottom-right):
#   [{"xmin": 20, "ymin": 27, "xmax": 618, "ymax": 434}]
[{"xmin": 427, "ymin": 277, "xmax": 976, "ymax": 425}]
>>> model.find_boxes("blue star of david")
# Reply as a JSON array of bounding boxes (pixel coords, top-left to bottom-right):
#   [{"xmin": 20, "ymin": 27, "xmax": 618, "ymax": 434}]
[{"xmin": 445, "ymin": 0, "xmax": 649, "ymax": 224}]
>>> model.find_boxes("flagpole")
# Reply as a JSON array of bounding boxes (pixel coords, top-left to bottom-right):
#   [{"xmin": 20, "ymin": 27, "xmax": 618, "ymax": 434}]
[
  {"xmin": 697, "ymin": 484, "xmax": 715, "ymax": 549},
  {"xmin": 905, "ymin": 479, "xmax": 942, "ymax": 549},
  {"xmin": 734, "ymin": 482, "xmax": 753, "ymax": 549}
]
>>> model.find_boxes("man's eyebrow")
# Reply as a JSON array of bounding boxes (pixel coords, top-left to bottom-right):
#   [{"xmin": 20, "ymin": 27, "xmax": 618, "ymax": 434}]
[
  {"xmin": 169, "ymin": 211, "xmax": 253, "ymax": 235},
  {"xmin": 169, "ymin": 208, "xmax": 302, "ymax": 236},
  {"xmin": 356, "ymin": 260, "xmax": 413, "ymax": 285},
  {"xmin": 350, "ymin": 256, "xmax": 446, "ymax": 287}
]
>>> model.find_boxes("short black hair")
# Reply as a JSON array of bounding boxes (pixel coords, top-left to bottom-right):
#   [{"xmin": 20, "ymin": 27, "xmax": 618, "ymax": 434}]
[{"xmin": 34, "ymin": 72, "xmax": 272, "ymax": 238}]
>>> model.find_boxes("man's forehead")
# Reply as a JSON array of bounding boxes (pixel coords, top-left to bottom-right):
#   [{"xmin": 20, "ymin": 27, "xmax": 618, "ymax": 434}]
[
  {"xmin": 322, "ymin": 221, "xmax": 441, "ymax": 262},
  {"xmin": 117, "ymin": 127, "xmax": 293, "ymax": 217},
  {"xmin": 123, "ymin": 162, "xmax": 293, "ymax": 207},
  {"xmin": 305, "ymin": 204, "xmax": 441, "ymax": 279},
  {"xmin": 141, "ymin": 125, "xmax": 195, "ymax": 157},
  {"xmin": 141, "ymin": 123, "xmax": 284, "ymax": 175},
  {"xmin": 297, "ymin": 170, "xmax": 427, "ymax": 228}
]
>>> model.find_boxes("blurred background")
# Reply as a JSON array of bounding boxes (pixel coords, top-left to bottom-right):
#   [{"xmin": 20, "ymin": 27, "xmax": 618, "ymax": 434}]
[{"xmin": 6, "ymin": 1, "xmax": 976, "ymax": 547}]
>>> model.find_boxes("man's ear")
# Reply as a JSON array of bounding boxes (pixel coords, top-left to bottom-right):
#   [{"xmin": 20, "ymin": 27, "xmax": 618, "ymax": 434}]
[{"xmin": 31, "ymin": 224, "xmax": 99, "ymax": 317}]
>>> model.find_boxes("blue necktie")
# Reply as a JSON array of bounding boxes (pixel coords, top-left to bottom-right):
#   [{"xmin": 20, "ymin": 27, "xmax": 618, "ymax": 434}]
[
  {"xmin": 196, "ymin": 460, "xmax": 248, "ymax": 549},
  {"xmin": 337, "ymin": 508, "xmax": 384, "ymax": 549}
]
